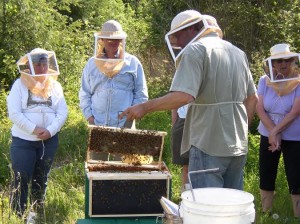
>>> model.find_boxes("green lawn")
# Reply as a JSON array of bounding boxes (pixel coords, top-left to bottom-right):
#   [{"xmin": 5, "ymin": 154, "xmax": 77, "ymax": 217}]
[{"xmin": 0, "ymin": 104, "xmax": 299, "ymax": 224}]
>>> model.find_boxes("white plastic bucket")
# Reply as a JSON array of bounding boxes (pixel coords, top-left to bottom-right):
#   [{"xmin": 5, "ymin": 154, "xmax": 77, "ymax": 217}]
[{"xmin": 181, "ymin": 187, "xmax": 255, "ymax": 224}]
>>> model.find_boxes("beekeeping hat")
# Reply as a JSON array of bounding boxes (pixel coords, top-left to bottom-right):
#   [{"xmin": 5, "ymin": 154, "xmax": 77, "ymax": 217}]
[
  {"xmin": 17, "ymin": 48, "xmax": 59, "ymax": 77},
  {"xmin": 95, "ymin": 20, "xmax": 127, "ymax": 40},
  {"xmin": 94, "ymin": 20, "xmax": 126, "ymax": 77},
  {"xmin": 93, "ymin": 20, "xmax": 126, "ymax": 60},
  {"xmin": 262, "ymin": 43, "xmax": 300, "ymax": 84},
  {"xmin": 170, "ymin": 10, "xmax": 202, "ymax": 32},
  {"xmin": 17, "ymin": 48, "xmax": 60, "ymax": 99},
  {"xmin": 264, "ymin": 43, "xmax": 298, "ymax": 61},
  {"xmin": 165, "ymin": 10, "xmax": 216, "ymax": 64}
]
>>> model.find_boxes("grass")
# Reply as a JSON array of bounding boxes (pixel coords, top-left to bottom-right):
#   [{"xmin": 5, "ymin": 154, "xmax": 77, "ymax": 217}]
[{"xmin": 0, "ymin": 97, "xmax": 299, "ymax": 224}]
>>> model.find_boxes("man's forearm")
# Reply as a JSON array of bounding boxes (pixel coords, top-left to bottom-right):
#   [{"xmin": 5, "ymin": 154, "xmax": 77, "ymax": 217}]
[
  {"xmin": 143, "ymin": 91, "xmax": 193, "ymax": 113},
  {"xmin": 244, "ymin": 93, "xmax": 258, "ymax": 126}
]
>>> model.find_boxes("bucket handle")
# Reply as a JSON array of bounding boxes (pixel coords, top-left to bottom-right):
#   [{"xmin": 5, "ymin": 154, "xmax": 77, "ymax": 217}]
[{"xmin": 188, "ymin": 168, "xmax": 220, "ymax": 201}]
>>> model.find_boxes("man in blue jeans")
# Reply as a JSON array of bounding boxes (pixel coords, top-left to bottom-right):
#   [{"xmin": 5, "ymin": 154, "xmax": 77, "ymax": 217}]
[{"xmin": 120, "ymin": 10, "xmax": 257, "ymax": 190}]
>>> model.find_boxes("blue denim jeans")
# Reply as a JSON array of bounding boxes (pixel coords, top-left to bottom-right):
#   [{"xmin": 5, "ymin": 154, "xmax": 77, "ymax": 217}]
[
  {"xmin": 188, "ymin": 146, "xmax": 246, "ymax": 190},
  {"xmin": 10, "ymin": 135, "xmax": 58, "ymax": 215}
]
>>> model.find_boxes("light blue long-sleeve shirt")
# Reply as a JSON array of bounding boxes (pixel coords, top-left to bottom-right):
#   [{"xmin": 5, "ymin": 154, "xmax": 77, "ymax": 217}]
[{"xmin": 79, "ymin": 53, "xmax": 148, "ymax": 127}]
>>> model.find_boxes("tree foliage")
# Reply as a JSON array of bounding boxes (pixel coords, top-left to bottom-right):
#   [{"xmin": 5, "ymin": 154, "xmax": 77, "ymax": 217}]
[
  {"xmin": 1, "ymin": 2, "xmax": 300, "ymax": 222},
  {"xmin": 0, "ymin": 0, "xmax": 300, "ymax": 93}
]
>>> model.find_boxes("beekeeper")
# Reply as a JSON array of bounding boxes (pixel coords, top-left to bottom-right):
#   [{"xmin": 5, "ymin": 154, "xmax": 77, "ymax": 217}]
[
  {"xmin": 257, "ymin": 43, "xmax": 300, "ymax": 218},
  {"xmin": 7, "ymin": 48, "xmax": 68, "ymax": 220},
  {"xmin": 79, "ymin": 19, "xmax": 148, "ymax": 128},
  {"xmin": 120, "ymin": 10, "xmax": 257, "ymax": 190}
]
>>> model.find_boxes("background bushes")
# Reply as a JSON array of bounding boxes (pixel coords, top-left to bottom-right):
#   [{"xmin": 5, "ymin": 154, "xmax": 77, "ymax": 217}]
[{"xmin": 1, "ymin": 1, "xmax": 300, "ymax": 223}]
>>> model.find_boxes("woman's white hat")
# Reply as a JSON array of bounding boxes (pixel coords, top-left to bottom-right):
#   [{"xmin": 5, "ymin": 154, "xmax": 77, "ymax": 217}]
[
  {"xmin": 95, "ymin": 20, "xmax": 127, "ymax": 39},
  {"xmin": 263, "ymin": 43, "xmax": 300, "ymax": 84},
  {"xmin": 264, "ymin": 43, "xmax": 298, "ymax": 61}
]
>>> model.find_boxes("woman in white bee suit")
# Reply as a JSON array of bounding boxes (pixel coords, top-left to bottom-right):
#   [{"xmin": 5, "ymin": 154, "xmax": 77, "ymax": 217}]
[
  {"xmin": 7, "ymin": 48, "xmax": 68, "ymax": 218},
  {"xmin": 79, "ymin": 20, "xmax": 148, "ymax": 128}
]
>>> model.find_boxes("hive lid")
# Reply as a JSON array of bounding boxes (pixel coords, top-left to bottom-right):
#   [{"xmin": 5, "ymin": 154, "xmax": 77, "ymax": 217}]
[{"xmin": 87, "ymin": 125, "xmax": 167, "ymax": 164}]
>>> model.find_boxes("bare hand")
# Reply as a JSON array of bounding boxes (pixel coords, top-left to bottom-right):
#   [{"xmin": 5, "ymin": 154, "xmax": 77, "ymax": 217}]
[
  {"xmin": 87, "ymin": 116, "xmax": 95, "ymax": 125},
  {"xmin": 33, "ymin": 127, "xmax": 51, "ymax": 140},
  {"xmin": 268, "ymin": 130, "xmax": 281, "ymax": 152},
  {"xmin": 119, "ymin": 104, "xmax": 147, "ymax": 121}
]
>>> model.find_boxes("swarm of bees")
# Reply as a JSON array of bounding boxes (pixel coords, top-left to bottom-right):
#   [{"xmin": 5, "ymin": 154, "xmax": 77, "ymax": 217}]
[
  {"xmin": 87, "ymin": 126, "xmax": 167, "ymax": 171},
  {"xmin": 88, "ymin": 126, "xmax": 165, "ymax": 156}
]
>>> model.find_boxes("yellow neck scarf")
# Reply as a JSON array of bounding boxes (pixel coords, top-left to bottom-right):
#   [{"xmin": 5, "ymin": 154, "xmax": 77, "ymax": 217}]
[
  {"xmin": 266, "ymin": 78, "xmax": 300, "ymax": 96},
  {"xmin": 20, "ymin": 73, "xmax": 56, "ymax": 99}
]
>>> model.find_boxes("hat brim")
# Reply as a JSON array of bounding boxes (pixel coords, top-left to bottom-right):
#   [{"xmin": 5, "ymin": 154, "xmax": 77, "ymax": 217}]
[
  {"xmin": 264, "ymin": 52, "xmax": 299, "ymax": 61},
  {"xmin": 95, "ymin": 31, "xmax": 127, "ymax": 39}
]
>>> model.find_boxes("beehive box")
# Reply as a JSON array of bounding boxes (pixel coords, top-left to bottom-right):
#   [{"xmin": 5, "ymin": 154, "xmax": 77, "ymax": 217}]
[{"xmin": 85, "ymin": 125, "xmax": 171, "ymax": 218}]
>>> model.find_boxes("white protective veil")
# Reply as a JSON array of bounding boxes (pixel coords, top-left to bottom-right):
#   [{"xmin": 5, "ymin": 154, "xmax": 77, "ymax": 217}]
[
  {"xmin": 17, "ymin": 48, "xmax": 59, "ymax": 99},
  {"xmin": 165, "ymin": 10, "xmax": 223, "ymax": 66},
  {"xmin": 94, "ymin": 20, "xmax": 127, "ymax": 78},
  {"xmin": 262, "ymin": 43, "xmax": 300, "ymax": 96}
]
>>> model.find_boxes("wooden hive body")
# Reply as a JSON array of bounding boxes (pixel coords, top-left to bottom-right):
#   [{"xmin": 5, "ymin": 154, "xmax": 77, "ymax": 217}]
[{"xmin": 84, "ymin": 125, "xmax": 172, "ymax": 218}]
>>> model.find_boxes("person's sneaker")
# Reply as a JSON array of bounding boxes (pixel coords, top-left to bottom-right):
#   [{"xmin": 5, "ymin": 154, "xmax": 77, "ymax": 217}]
[{"xmin": 26, "ymin": 211, "xmax": 37, "ymax": 224}]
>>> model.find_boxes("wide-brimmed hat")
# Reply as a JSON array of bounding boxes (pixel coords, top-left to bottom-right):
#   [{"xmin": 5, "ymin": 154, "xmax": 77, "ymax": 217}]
[
  {"xmin": 170, "ymin": 10, "xmax": 202, "ymax": 32},
  {"xmin": 264, "ymin": 43, "xmax": 298, "ymax": 61},
  {"xmin": 95, "ymin": 20, "xmax": 127, "ymax": 39}
]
